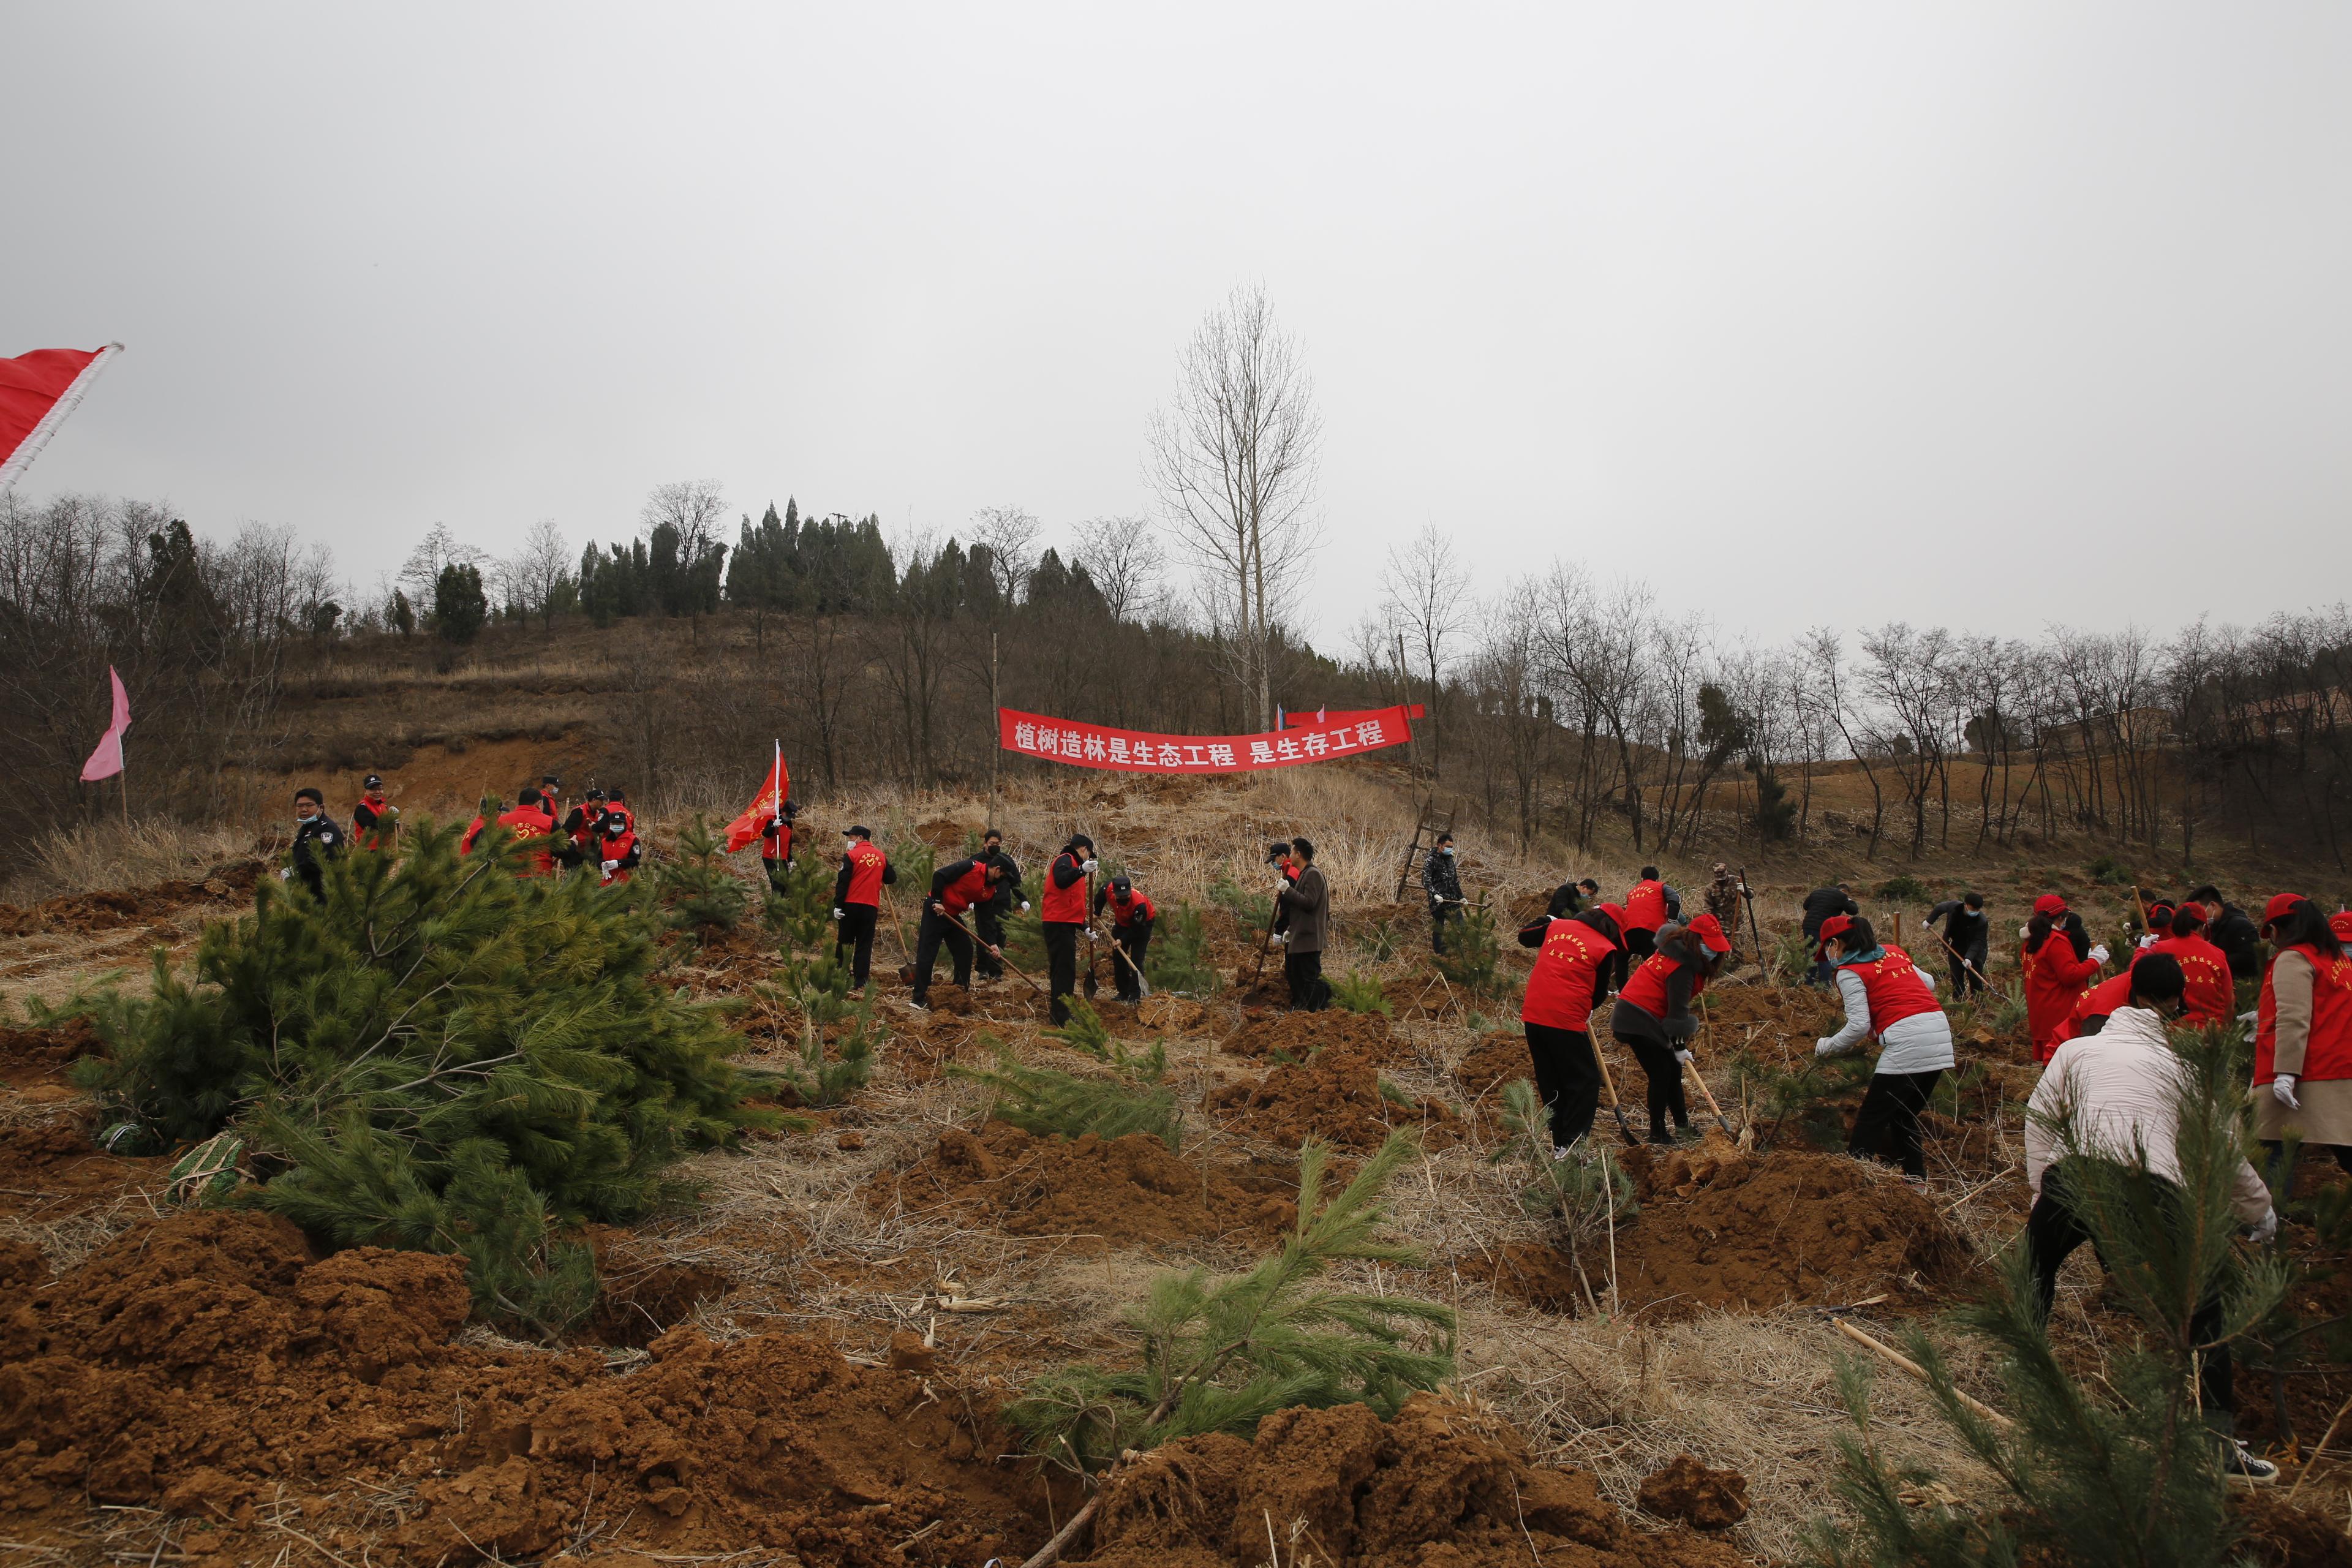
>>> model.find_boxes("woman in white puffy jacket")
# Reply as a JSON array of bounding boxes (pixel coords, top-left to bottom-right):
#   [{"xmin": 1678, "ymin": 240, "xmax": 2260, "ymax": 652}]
[{"xmin": 1812, "ymin": 913, "xmax": 1955, "ymax": 1185}]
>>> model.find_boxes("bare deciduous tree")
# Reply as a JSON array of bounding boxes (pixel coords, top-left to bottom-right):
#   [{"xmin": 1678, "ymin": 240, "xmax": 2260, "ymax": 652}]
[
  {"xmin": 1382, "ymin": 521, "xmax": 1470, "ymax": 774},
  {"xmin": 1146, "ymin": 283, "xmax": 1323, "ymax": 730},
  {"xmin": 503, "ymin": 518, "xmax": 571, "ymax": 631},
  {"xmin": 398, "ymin": 522, "xmax": 488, "ymax": 601},
  {"xmin": 971, "ymin": 505, "xmax": 1042, "ymax": 608},
  {"xmin": 1073, "ymin": 514, "xmax": 1164, "ymax": 625}
]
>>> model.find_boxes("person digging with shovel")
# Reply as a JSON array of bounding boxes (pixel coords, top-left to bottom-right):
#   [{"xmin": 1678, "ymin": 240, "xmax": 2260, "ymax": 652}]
[
  {"xmin": 1093, "ymin": 873, "xmax": 1156, "ymax": 1002},
  {"xmin": 911, "ymin": 851, "xmax": 1009, "ymax": 1011},
  {"xmin": 1040, "ymin": 834, "xmax": 1097, "ymax": 1024},
  {"xmin": 1812, "ymin": 913, "xmax": 1954, "ymax": 1188},
  {"xmin": 1517, "ymin": 902, "xmax": 1627, "ymax": 1154},
  {"xmin": 1610, "ymin": 911, "xmax": 1734, "ymax": 1145}
]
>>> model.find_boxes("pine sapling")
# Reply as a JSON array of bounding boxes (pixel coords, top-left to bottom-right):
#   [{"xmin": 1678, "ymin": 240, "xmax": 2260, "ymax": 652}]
[
  {"xmin": 1330, "ymin": 970, "xmax": 1394, "ymax": 1016},
  {"xmin": 767, "ymin": 948, "xmax": 880, "ymax": 1108},
  {"xmin": 952, "ymin": 1044, "xmax": 1183, "ymax": 1150},
  {"xmin": 655, "ymin": 813, "xmax": 751, "ymax": 938},
  {"xmin": 1434, "ymin": 902, "xmax": 1501, "ymax": 997},
  {"xmin": 1497, "ymin": 1077, "xmax": 1635, "ymax": 1314},
  {"xmin": 1142, "ymin": 902, "xmax": 1219, "ymax": 996}
]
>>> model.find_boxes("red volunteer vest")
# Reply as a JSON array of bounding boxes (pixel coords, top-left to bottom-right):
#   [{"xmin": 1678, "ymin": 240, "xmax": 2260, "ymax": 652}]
[
  {"xmin": 1042, "ymin": 854, "xmax": 1088, "ymax": 924},
  {"xmin": 1521, "ymin": 918, "xmax": 1617, "ymax": 1031},
  {"xmin": 2026, "ymin": 935, "xmax": 2100, "ymax": 1057},
  {"xmin": 2256, "ymin": 944, "xmax": 2352, "ymax": 1085},
  {"xmin": 496, "ymin": 805, "xmax": 557, "ymax": 876},
  {"xmin": 2148, "ymin": 934, "xmax": 2234, "ymax": 1029},
  {"xmin": 940, "ymin": 862, "xmax": 992, "ymax": 916},
  {"xmin": 1624, "ymin": 880, "xmax": 1667, "ymax": 933},
  {"xmin": 353, "ymin": 794, "xmax": 392, "ymax": 850},
  {"xmin": 763, "ymin": 820, "xmax": 793, "ymax": 861},
  {"xmin": 1839, "ymin": 944, "xmax": 1942, "ymax": 1035},
  {"xmin": 1619, "ymin": 946, "xmax": 1706, "ymax": 1019},
  {"xmin": 1106, "ymin": 889, "xmax": 1155, "ymax": 927},
  {"xmin": 597, "ymin": 827, "xmax": 636, "ymax": 884},
  {"xmin": 2049, "ymin": 970, "xmax": 2135, "ymax": 1047},
  {"xmin": 843, "ymin": 842, "xmax": 888, "ymax": 907}
]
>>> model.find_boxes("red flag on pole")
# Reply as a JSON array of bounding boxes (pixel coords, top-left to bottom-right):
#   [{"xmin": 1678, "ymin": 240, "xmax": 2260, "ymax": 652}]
[
  {"xmin": 723, "ymin": 744, "xmax": 788, "ymax": 853},
  {"xmin": 80, "ymin": 666, "xmax": 132, "ymax": 782},
  {"xmin": 1, "ymin": 345, "xmax": 123, "ymax": 493}
]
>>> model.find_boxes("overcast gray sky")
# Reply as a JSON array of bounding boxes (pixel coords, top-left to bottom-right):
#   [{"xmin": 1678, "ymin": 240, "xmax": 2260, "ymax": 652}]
[{"xmin": 7, "ymin": 4, "xmax": 2348, "ymax": 649}]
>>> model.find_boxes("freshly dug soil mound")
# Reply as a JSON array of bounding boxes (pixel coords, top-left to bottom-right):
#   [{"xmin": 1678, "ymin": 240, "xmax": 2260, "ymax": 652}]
[
  {"xmin": 0, "ymin": 863, "xmax": 262, "ymax": 939},
  {"xmin": 0, "ymin": 1119, "xmax": 162, "ymax": 1223},
  {"xmin": 0, "ymin": 1018, "xmax": 106, "ymax": 1090},
  {"xmin": 876, "ymin": 1121, "xmax": 1298, "ymax": 1249},
  {"xmin": 1460, "ymin": 1240, "xmax": 1590, "ymax": 1313},
  {"xmin": 1223, "ymin": 1007, "xmax": 1396, "ymax": 1060},
  {"xmin": 1608, "ymin": 1150, "xmax": 1974, "ymax": 1315},
  {"xmin": 1638, "ymin": 1453, "xmax": 1749, "ymax": 1529},
  {"xmin": 1076, "ymin": 1391, "xmax": 1745, "ymax": 1567},
  {"xmin": 1211, "ymin": 1048, "xmax": 1460, "ymax": 1153},
  {"xmin": 0, "ymin": 1210, "xmax": 1058, "ymax": 1566},
  {"xmin": 1454, "ymin": 1030, "xmax": 1533, "ymax": 1098},
  {"xmin": 1697, "ymin": 983, "xmax": 1842, "ymax": 1036}
]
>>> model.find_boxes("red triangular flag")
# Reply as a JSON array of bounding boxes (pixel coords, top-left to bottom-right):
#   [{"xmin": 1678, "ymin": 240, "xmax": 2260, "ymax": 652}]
[
  {"xmin": 2, "ymin": 345, "xmax": 123, "ymax": 492},
  {"xmin": 723, "ymin": 744, "xmax": 788, "ymax": 853},
  {"xmin": 80, "ymin": 666, "xmax": 132, "ymax": 782}
]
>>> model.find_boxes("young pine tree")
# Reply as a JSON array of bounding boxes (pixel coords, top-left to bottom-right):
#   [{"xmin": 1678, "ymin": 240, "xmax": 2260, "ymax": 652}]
[
  {"xmin": 655, "ymin": 813, "xmax": 751, "ymax": 937},
  {"xmin": 72, "ymin": 818, "xmax": 772, "ymax": 1334}
]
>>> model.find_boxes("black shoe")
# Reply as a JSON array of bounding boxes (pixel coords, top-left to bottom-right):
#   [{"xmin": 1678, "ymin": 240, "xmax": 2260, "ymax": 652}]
[
  {"xmin": 2220, "ymin": 1438, "xmax": 2278, "ymax": 1486},
  {"xmin": 1647, "ymin": 1129, "xmax": 1677, "ymax": 1147}
]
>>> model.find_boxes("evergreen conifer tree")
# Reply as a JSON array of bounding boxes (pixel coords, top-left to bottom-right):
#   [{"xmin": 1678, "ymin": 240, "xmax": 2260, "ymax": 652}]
[{"xmin": 72, "ymin": 818, "xmax": 771, "ymax": 1333}]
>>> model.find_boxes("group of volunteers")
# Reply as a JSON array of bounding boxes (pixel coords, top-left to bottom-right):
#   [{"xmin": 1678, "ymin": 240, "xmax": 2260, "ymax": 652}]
[{"xmin": 279, "ymin": 773, "xmax": 643, "ymax": 897}]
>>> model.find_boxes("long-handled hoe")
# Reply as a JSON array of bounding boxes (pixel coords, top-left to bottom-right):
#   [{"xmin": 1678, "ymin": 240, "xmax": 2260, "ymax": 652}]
[{"xmin": 937, "ymin": 905, "xmax": 1053, "ymax": 1005}]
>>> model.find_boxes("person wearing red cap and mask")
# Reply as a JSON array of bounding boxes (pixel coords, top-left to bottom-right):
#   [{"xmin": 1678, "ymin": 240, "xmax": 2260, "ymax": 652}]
[
  {"xmin": 2252, "ymin": 894, "xmax": 2352, "ymax": 1183},
  {"xmin": 1814, "ymin": 914, "xmax": 1954, "ymax": 1183},
  {"xmin": 1610, "ymin": 912, "xmax": 1732, "ymax": 1144},
  {"xmin": 1514, "ymin": 903, "xmax": 1624, "ymax": 1155},
  {"xmin": 2022, "ymin": 894, "xmax": 2105, "ymax": 1061},
  {"xmin": 2149, "ymin": 902, "xmax": 2236, "ymax": 1030}
]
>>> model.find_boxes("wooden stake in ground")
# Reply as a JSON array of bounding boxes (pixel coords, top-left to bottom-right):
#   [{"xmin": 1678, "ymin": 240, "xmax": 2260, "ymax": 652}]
[{"xmin": 1832, "ymin": 1317, "xmax": 2015, "ymax": 1430}]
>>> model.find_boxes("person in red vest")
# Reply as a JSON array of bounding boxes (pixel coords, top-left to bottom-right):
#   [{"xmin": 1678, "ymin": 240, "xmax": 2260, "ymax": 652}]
[
  {"xmin": 1621, "ymin": 866, "xmax": 1669, "ymax": 963},
  {"xmin": 2023, "ymin": 895, "xmax": 2106, "ymax": 1061},
  {"xmin": 2149, "ymin": 902, "xmax": 2236, "ymax": 1030},
  {"xmin": 913, "ymin": 851, "xmax": 1008, "ymax": 1009},
  {"xmin": 1515, "ymin": 903, "xmax": 1624, "ymax": 1155},
  {"xmin": 1093, "ymin": 874, "xmax": 1156, "ymax": 1002},
  {"xmin": 351, "ymin": 774, "xmax": 399, "ymax": 851},
  {"xmin": 1039, "ymin": 834, "xmax": 1096, "ymax": 1024},
  {"xmin": 496, "ymin": 786, "xmax": 559, "ymax": 876},
  {"xmin": 1812, "ymin": 914, "xmax": 1954, "ymax": 1183},
  {"xmin": 2252, "ymin": 894, "xmax": 2352, "ymax": 1185},
  {"xmin": 1267, "ymin": 841, "xmax": 1301, "ymax": 949},
  {"xmin": 831, "ymin": 826, "xmax": 897, "ymax": 989},
  {"xmin": 2049, "ymin": 967, "xmax": 2142, "ymax": 1047},
  {"xmin": 758, "ymin": 799, "xmax": 799, "ymax": 893},
  {"xmin": 460, "ymin": 792, "xmax": 501, "ymax": 855},
  {"xmin": 558, "ymin": 787, "xmax": 608, "ymax": 873},
  {"xmin": 1609, "ymin": 912, "xmax": 1732, "ymax": 1144},
  {"xmin": 594, "ymin": 808, "xmax": 640, "ymax": 886}
]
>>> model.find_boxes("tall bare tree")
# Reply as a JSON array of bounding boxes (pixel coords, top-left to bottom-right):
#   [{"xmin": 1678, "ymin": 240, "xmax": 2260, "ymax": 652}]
[
  {"xmin": 1381, "ymin": 520, "xmax": 1470, "ymax": 774},
  {"xmin": 503, "ymin": 518, "xmax": 572, "ymax": 631},
  {"xmin": 1073, "ymin": 514, "xmax": 1164, "ymax": 624},
  {"xmin": 971, "ymin": 505, "xmax": 1042, "ymax": 608},
  {"xmin": 1146, "ymin": 283, "xmax": 1322, "ymax": 729}
]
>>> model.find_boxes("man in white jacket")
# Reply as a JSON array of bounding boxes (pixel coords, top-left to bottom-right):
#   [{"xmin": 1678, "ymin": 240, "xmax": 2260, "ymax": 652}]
[{"xmin": 2024, "ymin": 952, "xmax": 2280, "ymax": 1483}]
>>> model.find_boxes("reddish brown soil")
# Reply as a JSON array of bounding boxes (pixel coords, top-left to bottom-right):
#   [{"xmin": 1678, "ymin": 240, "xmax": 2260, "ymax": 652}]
[
  {"xmin": 0, "ymin": 1118, "xmax": 162, "ymax": 1223},
  {"xmin": 0, "ymin": 1211, "xmax": 1063, "ymax": 1566},
  {"xmin": 1460, "ymin": 1240, "xmax": 1591, "ymax": 1314},
  {"xmin": 0, "ymin": 1017, "xmax": 107, "ymax": 1092},
  {"xmin": 1695, "ymin": 981, "xmax": 1842, "ymax": 1037},
  {"xmin": 1637, "ymin": 1453, "xmax": 1750, "ymax": 1530},
  {"xmin": 1212, "ymin": 1047, "xmax": 1461, "ymax": 1153},
  {"xmin": 1454, "ymin": 1030, "xmax": 1532, "ymax": 1098},
  {"xmin": 1076, "ymin": 1391, "xmax": 1745, "ymax": 1567},
  {"xmin": 581, "ymin": 1226, "xmax": 734, "ymax": 1349},
  {"xmin": 2236, "ymin": 1489, "xmax": 2352, "ymax": 1568},
  {"xmin": 1607, "ymin": 1149, "xmax": 1976, "ymax": 1316},
  {"xmin": 0, "ymin": 862, "xmax": 262, "ymax": 938},
  {"xmin": 874, "ymin": 1121, "xmax": 1298, "ymax": 1250},
  {"xmin": 1222, "ymin": 1008, "xmax": 1398, "ymax": 1061}
]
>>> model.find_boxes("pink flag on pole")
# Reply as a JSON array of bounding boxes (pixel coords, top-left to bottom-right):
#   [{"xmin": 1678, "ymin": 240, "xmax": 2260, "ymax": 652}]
[
  {"xmin": 80, "ymin": 666, "xmax": 131, "ymax": 782},
  {"xmin": 1, "ymin": 345, "xmax": 123, "ymax": 493}
]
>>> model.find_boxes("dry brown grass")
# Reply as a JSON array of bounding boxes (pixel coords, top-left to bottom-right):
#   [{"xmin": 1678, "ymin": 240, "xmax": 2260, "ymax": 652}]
[{"xmin": 1, "ymin": 818, "xmax": 254, "ymax": 905}]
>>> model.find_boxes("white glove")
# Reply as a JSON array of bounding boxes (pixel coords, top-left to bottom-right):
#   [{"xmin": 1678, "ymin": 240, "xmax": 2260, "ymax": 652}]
[
  {"xmin": 2274, "ymin": 1075, "xmax": 2301, "ymax": 1110},
  {"xmin": 601, "ymin": 860, "xmax": 619, "ymax": 874},
  {"xmin": 1815, "ymin": 1038, "xmax": 1841, "ymax": 1057},
  {"xmin": 1020, "ymin": 900, "xmax": 1031, "ymax": 913},
  {"xmin": 832, "ymin": 907, "xmax": 845, "ymax": 919},
  {"xmin": 2238, "ymin": 1011, "xmax": 2260, "ymax": 1025},
  {"xmin": 2250, "ymin": 1208, "xmax": 2280, "ymax": 1245},
  {"xmin": 2137, "ymin": 934, "xmax": 2158, "ymax": 949},
  {"xmin": 1082, "ymin": 858, "xmax": 1099, "ymax": 875},
  {"xmin": 1673, "ymin": 1049, "xmax": 1693, "ymax": 1066},
  {"xmin": 1275, "ymin": 879, "xmax": 1290, "ymax": 895},
  {"xmin": 2019, "ymin": 925, "xmax": 2032, "ymax": 939},
  {"xmin": 1278, "ymin": 931, "xmax": 1290, "ymax": 945},
  {"xmin": 278, "ymin": 868, "xmax": 292, "ymax": 881},
  {"xmin": 2087, "ymin": 945, "xmax": 2110, "ymax": 965}
]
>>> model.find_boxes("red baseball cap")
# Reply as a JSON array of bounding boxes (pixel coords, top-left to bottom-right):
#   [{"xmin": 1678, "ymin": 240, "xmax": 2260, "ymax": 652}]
[
  {"xmin": 2175, "ymin": 900, "xmax": 2208, "ymax": 924},
  {"xmin": 2330, "ymin": 911, "xmax": 2352, "ymax": 944},
  {"xmin": 2032, "ymin": 894, "xmax": 2069, "ymax": 918},
  {"xmin": 2262, "ymin": 893, "xmax": 2307, "ymax": 927},
  {"xmin": 1685, "ymin": 912, "xmax": 1732, "ymax": 954},
  {"xmin": 1817, "ymin": 913, "xmax": 1857, "ymax": 946}
]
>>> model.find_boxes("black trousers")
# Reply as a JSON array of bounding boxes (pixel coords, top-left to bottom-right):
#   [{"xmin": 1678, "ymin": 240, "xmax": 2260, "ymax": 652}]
[
  {"xmin": 974, "ymin": 905, "xmax": 1007, "ymax": 978},
  {"xmin": 1430, "ymin": 901, "xmax": 1461, "ymax": 954},
  {"xmin": 913, "ymin": 908, "xmax": 973, "ymax": 1002},
  {"xmin": 1624, "ymin": 927, "xmax": 1657, "ymax": 962},
  {"xmin": 1949, "ymin": 941, "xmax": 1989, "ymax": 997},
  {"xmin": 761, "ymin": 854, "xmax": 791, "ymax": 894},
  {"xmin": 834, "ymin": 903, "xmax": 879, "ymax": 987},
  {"xmin": 1525, "ymin": 1023, "xmax": 1602, "ymax": 1151},
  {"xmin": 2028, "ymin": 1166, "xmax": 2233, "ymax": 1420},
  {"xmin": 1849, "ymin": 1069, "xmax": 1943, "ymax": 1178},
  {"xmin": 1042, "ymin": 921, "xmax": 1081, "ymax": 1024},
  {"xmin": 2258, "ymin": 1139, "xmax": 2352, "ymax": 1199},
  {"xmin": 1286, "ymin": 949, "xmax": 1328, "ymax": 1011},
  {"xmin": 1617, "ymin": 1033, "xmax": 1688, "ymax": 1136},
  {"xmin": 1112, "ymin": 919, "xmax": 1152, "ymax": 1000}
]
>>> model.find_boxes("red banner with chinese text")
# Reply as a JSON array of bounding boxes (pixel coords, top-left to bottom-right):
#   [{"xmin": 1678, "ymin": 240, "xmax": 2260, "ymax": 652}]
[{"xmin": 998, "ymin": 706, "xmax": 1412, "ymax": 772}]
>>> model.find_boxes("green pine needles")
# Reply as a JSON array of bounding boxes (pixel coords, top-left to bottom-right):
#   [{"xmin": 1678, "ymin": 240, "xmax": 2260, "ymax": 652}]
[
  {"xmin": 1498, "ymin": 1077, "xmax": 1635, "ymax": 1313},
  {"xmin": 655, "ymin": 813, "xmax": 751, "ymax": 937},
  {"xmin": 1434, "ymin": 901, "xmax": 1501, "ymax": 996},
  {"xmin": 764, "ymin": 948, "xmax": 880, "ymax": 1109},
  {"xmin": 72, "ymin": 818, "xmax": 772, "ymax": 1335},
  {"xmin": 1142, "ymin": 902, "xmax": 1219, "ymax": 996},
  {"xmin": 1812, "ymin": 1022, "xmax": 2291, "ymax": 1568},
  {"xmin": 971, "ymin": 1000, "xmax": 1182, "ymax": 1146},
  {"xmin": 761, "ymin": 848, "xmax": 836, "ymax": 952},
  {"xmin": 1329, "ymin": 970, "xmax": 1393, "ymax": 1016},
  {"xmin": 1005, "ymin": 1131, "xmax": 1456, "ymax": 1477}
]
